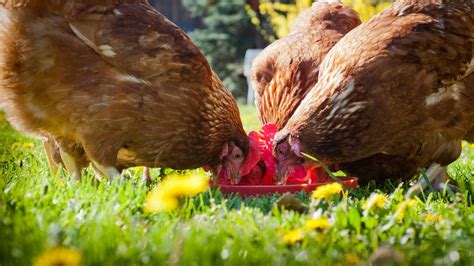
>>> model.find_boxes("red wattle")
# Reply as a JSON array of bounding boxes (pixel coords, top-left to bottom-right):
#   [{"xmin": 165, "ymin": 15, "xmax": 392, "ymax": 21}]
[
  {"xmin": 287, "ymin": 165, "xmax": 308, "ymax": 184},
  {"xmin": 217, "ymin": 168, "xmax": 230, "ymax": 185}
]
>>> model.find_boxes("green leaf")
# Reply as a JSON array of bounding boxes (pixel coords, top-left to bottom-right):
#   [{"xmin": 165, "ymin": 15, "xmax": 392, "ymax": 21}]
[{"xmin": 348, "ymin": 206, "xmax": 362, "ymax": 234}]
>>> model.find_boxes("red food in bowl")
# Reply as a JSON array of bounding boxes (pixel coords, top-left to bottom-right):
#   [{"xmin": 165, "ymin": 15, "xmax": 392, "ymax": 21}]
[
  {"xmin": 213, "ymin": 124, "xmax": 359, "ymax": 197},
  {"xmin": 217, "ymin": 176, "xmax": 358, "ymax": 197}
]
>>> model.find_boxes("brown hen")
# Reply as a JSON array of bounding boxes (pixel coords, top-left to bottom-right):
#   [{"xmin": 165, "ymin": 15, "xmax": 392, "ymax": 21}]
[
  {"xmin": 273, "ymin": 0, "xmax": 474, "ymax": 186},
  {"xmin": 252, "ymin": 0, "xmax": 361, "ymax": 130},
  {"xmin": 0, "ymin": 0, "xmax": 249, "ymax": 182}
]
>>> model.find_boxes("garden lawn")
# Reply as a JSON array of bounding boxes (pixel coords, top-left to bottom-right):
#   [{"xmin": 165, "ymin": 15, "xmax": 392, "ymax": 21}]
[{"xmin": 0, "ymin": 107, "xmax": 473, "ymax": 266}]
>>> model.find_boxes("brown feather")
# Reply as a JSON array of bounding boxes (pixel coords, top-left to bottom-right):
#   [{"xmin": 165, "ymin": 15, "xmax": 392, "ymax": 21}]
[
  {"xmin": 280, "ymin": 0, "xmax": 474, "ymax": 180},
  {"xmin": 0, "ymin": 1, "xmax": 247, "ymax": 171},
  {"xmin": 252, "ymin": 1, "xmax": 361, "ymax": 129}
]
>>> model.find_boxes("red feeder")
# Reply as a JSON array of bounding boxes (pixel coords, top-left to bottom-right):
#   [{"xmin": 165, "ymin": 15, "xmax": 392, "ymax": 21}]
[
  {"xmin": 213, "ymin": 124, "xmax": 359, "ymax": 197},
  {"xmin": 217, "ymin": 176, "xmax": 358, "ymax": 197}
]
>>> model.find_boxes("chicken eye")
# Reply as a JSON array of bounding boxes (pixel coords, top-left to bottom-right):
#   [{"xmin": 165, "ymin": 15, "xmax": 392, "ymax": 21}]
[
  {"xmin": 233, "ymin": 152, "xmax": 243, "ymax": 160},
  {"xmin": 277, "ymin": 146, "xmax": 287, "ymax": 156}
]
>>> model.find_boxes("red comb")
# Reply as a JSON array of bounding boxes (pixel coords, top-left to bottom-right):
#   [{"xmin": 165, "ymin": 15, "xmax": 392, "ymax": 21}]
[
  {"xmin": 257, "ymin": 124, "xmax": 278, "ymax": 184},
  {"xmin": 238, "ymin": 124, "xmax": 278, "ymax": 185},
  {"xmin": 220, "ymin": 123, "xmax": 334, "ymax": 186}
]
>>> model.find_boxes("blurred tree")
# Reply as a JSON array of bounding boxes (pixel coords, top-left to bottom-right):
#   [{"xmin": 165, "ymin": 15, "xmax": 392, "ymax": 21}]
[
  {"xmin": 247, "ymin": 0, "xmax": 392, "ymax": 42},
  {"xmin": 150, "ymin": 0, "xmax": 201, "ymax": 31},
  {"xmin": 246, "ymin": 0, "xmax": 311, "ymax": 42},
  {"xmin": 344, "ymin": 0, "xmax": 392, "ymax": 21},
  {"xmin": 181, "ymin": 0, "xmax": 262, "ymax": 100}
]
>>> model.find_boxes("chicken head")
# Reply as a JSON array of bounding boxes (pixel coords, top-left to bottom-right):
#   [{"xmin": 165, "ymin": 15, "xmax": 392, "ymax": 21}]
[
  {"xmin": 273, "ymin": 132, "xmax": 309, "ymax": 184},
  {"xmin": 215, "ymin": 142, "xmax": 244, "ymax": 185}
]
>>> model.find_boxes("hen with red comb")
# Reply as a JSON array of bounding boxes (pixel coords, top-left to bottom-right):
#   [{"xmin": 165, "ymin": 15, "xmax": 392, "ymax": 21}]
[{"xmin": 218, "ymin": 124, "xmax": 331, "ymax": 186}]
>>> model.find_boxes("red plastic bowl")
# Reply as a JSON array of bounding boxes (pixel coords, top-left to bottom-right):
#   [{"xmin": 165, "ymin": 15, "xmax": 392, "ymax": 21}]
[{"xmin": 216, "ymin": 176, "xmax": 358, "ymax": 197}]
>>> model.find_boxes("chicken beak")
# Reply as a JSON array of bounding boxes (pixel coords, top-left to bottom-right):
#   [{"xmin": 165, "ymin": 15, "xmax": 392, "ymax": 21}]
[
  {"xmin": 229, "ymin": 170, "xmax": 242, "ymax": 185},
  {"xmin": 275, "ymin": 161, "xmax": 288, "ymax": 185}
]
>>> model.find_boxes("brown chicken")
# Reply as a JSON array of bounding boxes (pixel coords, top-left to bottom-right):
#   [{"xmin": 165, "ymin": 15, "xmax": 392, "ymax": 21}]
[
  {"xmin": 0, "ymin": 0, "xmax": 250, "ymax": 183},
  {"xmin": 250, "ymin": 1, "xmax": 360, "ymax": 180},
  {"xmin": 252, "ymin": 1, "xmax": 361, "ymax": 130},
  {"xmin": 273, "ymin": 0, "xmax": 474, "ymax": 187}
]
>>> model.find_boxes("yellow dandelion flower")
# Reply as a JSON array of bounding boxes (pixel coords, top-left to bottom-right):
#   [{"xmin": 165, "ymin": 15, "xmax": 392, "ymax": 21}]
[
  {"xmin": 303, "ymin": 218, "xmax": 332, "ymax": 231},
  {"xmin": 11, "ymin": 142, "xmax": 36, "ymax": 149},
  {"xmin": 33, "ymin": 247, "xmax": 81, "ymax": 266},
  {"xmin": 345, "ymin": 253, "xmax": 360, "ymax": 265},
  {"xmin": 23, "ymin": 142, "xmax": 36, "ymax": 149},
  {"xmin": 396, "ymin": 199, "xmax": 418, "ymax": 220},
  {"xmin": 406, "ymin": 199, "xmax": 417, "ymax": 207},
  {"xmin": 160, "ymin": 173, "xmax": 209, "ymax": 198},
  {"xmin": 283, "ymin": 229, "xmax": 304, "ymax": 245},
  {"xmin": 58, "ymin": 179, "xmax": 66, "ymax": 188},
  {"xmin": 144, "ymin": 173, "xmax": 209, "ymax": 213},
  {"xmin": 0, "ymin": 113, "xmax": 5, "ymax": 121},
  {"xmin": 425, "ymin": 214, "xmax": 443, "ymax": 223},
  {"xmin": 363, "ymin": 194, "xmax": 388, "ymax": 211},
  {"xmin": 145, "ymin": 191, "xmax": 179, "ymax": 213},
  {"xmin": 312, "ymin": 182, "xmax": 343, "ymax": 201},
  {"xmin": 11, "ymin": 142, "xmax": 22, "ymax": 149}
]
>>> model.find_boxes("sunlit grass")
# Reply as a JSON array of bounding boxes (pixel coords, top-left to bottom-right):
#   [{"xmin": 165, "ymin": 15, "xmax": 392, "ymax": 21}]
[
  {"xmin": 0, "ymin": 106, "xmax": 473, "ymax": 265},
  {"xmin": 239, "ymin": 104, "xmax": 261, "ymax": 132}
]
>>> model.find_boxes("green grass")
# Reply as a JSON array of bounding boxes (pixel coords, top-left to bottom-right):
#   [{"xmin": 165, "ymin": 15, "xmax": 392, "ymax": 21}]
[
  {"xmin": 239, "ymin": 104, "xmax": 261, "ymax": 132},
  {"xmin": 0, "ymin": 107, "xmax": 473, "ymax": 266}
]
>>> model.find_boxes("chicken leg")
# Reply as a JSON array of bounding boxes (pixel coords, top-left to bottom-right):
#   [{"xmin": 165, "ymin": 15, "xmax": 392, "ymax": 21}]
[
  {"xmin": 43, "ymin": 138, "xmax": 60, "ymax": 175},
  {"xmin": 406, "ymin": 163, "xmax": 454, "ymax": 197},
  {"xmin": 59, "ymin": 148, "xmax": 81, "ymax": 180},
  {"xmin": 142, "ymin": 167, "xmax": 152, "ymax": 185},
  {"xmin": 91, "ymin": 162, "xmax": 120, "ymax": 181}
]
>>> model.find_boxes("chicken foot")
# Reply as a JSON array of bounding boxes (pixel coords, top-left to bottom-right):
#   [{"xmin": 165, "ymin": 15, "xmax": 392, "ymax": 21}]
[
  {"xmin": 406, "ymin": 163, "xmax": 457, "ymax": 197},
  {"xmin": 59, "ymin": 148, "xmax": 81, "ymax": 180},
  {"xmin": 91, "ymin": 162, "xmax": 121, "ymax": 181},
  {"xmin": 43, "ymin": 138, "xmax": 60, "ymax": 175},
  {"xmin": 142, "ymin": 167, "xmax": 152, "ymax": 185}
]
